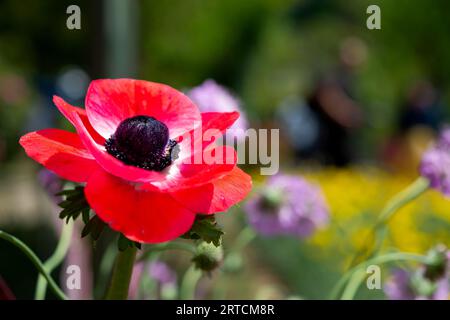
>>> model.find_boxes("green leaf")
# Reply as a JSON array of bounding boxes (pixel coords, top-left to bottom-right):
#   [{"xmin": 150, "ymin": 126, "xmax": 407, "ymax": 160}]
[
  {"xmin": 182, "ymin": 215, "xmax": 224, "ymax": 247},
  {"xmin": 82, "ymin": 208, "xmax": 91, "ymax": 225},
  {"xmin": 57, "ymin": 186, "xmax": 89, "ymax": 223}
]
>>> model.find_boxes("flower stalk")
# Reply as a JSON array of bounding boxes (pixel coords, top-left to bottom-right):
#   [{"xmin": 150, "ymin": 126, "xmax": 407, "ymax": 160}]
[
  {"xmin": 35, "ymin": 220, "xmax": 74, "ymax": 299},
  {"xmin": 105, "ymin": 245, "xmax": 138, "ymax": 300},
  {"xmin": 376, "ymin": 176, "xmax": 430, "ymax": 227},
  {"xmin": 138, "ymin": 241, "xmax": 196, "ymax": 262},
  {"xmin": 179, "ymin": 265, "xmax": 202, "ymax": 300},
  {"xmin": 330, "ymin": 252, "xmax": 428, "ymax": 300}
]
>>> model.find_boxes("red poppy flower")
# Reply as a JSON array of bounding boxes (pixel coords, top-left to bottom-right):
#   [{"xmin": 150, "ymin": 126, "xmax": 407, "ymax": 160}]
[{"xmin": 20, "ymin": 79, "xmax": 252, "ymax": 243}]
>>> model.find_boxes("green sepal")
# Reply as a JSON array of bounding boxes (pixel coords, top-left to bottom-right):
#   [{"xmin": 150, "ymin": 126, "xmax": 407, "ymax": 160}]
[
  {"xmin": 81, "ymin": 215, "xmax": 106, "ymax": 240},
  {"xmin": 57, "ymin": 186, "xmax": 90, "ymax": 223},
  {"xmin": 182, "ymin": 215, "xmax": 224, "ymax": 247}
]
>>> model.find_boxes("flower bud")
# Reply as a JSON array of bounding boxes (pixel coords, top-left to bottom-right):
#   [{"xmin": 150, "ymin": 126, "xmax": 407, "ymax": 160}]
[
  {"xmin": 260, "ymin": 188, "xmax": 284, "ymax": 211},
  {"xmin": 423, "ymin": 244, "xmax": 448, "ymax": 281},
  {"xmin": 192, "ymin": 241, "xmax": 224, "ymax": 272}
]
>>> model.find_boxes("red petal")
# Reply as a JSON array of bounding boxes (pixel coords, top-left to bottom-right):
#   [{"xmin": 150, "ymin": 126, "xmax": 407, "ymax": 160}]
[
  {"xmin": 85, "ymin": 79, "xmax": 201, "ymax": 139},
  {"xmin": 85, "ymin": 169, "xmax": 196, "ymax": 243},
  {"xmin": 200, "ymin": 111, "xmax": 239, "ymax": 145},
  {"xmin": 170, "ymin": 167, "xmax": 252, "ymax": 214},
  {"xmin": 174, "ymin": 145, "xmax": 237, "ymax": 187},
  {"xmin": 53, "ymin": 96, "xmax": 105, "ymax": 144},
  {"xmin": 177, "ymin": 111, "xmax": 239, "ymax": 159},
  {"xmin": 139, "ymin": 145, "xmax": 238, "ymax": 191},
  {"xmin": 71, "ymin": 107, "xmax": 236, "ymax": 190},
  {"xmin": 19, "ymin": 129, "xmax": 100, "ymax": 182}
]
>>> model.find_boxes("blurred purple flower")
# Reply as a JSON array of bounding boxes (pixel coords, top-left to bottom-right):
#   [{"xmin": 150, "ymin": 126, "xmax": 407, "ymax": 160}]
[
  {"xmin": 420, "ymin": 127, "xmax": 450, "ymax": 196},
  {"xmin": 188, "ymin": 79, "xmax": 249, "ymax": 142},
  {"xmin": 385, "ymin": 269, "xmax": 448, "ymax": 300},
  {"xmin": 436, "ymin": 127, "xmax": 450, "ymax": 150},
  {"xmin": 38, "ymin": 169, "xmax": 63, "ymax": 202},
  {"xmin": 129, "ymin": 260, "xmax": 177, "ymax": 300},
  {"xmin": 244, "ymin": 174, "xmax": 329, "ymax": 238},
  {"xmin": 148, "ymin": 260, "xmax": 177, "ymax": 285},
  {"xmin": 384, "ymin": 269, "xmax": 417, "ymax": 300},
  {"xmin": 385, "ymin": 247, "xmax": 449, "ymax": 300}
]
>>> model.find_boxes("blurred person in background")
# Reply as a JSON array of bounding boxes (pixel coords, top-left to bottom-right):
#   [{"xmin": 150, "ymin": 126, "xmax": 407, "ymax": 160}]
[
  {"xmin": 399, "ymin": 81, "xmax": 442, "ymax": 132},
  {"xmin": 278, "ymin": 37, "xmax": 365, "ymax": 166}
]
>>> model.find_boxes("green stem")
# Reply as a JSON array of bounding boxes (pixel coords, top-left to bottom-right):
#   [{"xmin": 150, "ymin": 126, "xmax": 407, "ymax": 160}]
[
  {"xmin": 0, "ymin": 230, "xmax": 67, "ymax": 300},
  {"xmin": 213, "ymin": 227, "xmax": 256, "ymax": 299},
  {"xmin": 232, "ymin": 227, "xmax": 256, "ymax": 252},
  {"xmin": 376, "ymin": 177, "xmax": 429, "ymax": 225},
  {"xmin": 35, "ymin": 220, "xmax": 74, "ymax": 300},
  {"xmin": 340, "ymin": 269, "xmax": 366, "ymax": 300},
  {"xmin": 96, "ymin": 243, "xmax": 117, "ymax": 299},
  {"xmin": 349, "ymin": 177, "xmax": 429, "ymax": 268},
  {"xmin": 179, "ymin": 265, "xmax": 202, "ymax": 300},
  {"xmin": 105, "ymin": 246, "xmax": 137, "ymax": 300},
  {"xmin": 137, "ymin": 251, "xmax": 161, "ymax": 299},
  {"xmin": 330, "ymin": 252, "xmax": 427, "ymax": 300}
]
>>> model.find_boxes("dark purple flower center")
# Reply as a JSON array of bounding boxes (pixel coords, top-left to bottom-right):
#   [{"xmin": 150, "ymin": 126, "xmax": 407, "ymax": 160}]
[{"xmin": 105, "ymin": 115, "xmax": 179, "ymax": 171}]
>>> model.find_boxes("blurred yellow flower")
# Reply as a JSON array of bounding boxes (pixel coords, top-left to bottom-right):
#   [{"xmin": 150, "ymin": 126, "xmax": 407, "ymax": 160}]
[{"xmin": 300, "ymin": 167, "xmax": 450, "ymax": 264}]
